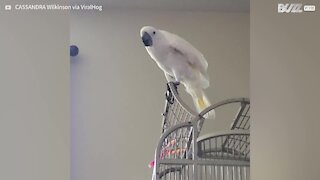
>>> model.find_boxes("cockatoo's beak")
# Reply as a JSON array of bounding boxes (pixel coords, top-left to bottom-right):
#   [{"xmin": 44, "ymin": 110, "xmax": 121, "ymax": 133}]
[{"xmin": 142, "ymin": 32, "xmax": 153, "ymax": 47}]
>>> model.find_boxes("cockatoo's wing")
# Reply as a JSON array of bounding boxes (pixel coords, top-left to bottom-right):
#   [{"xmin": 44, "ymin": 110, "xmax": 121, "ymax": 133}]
[{"xmin": 161, "ymin": 30, "xmax": 209, "ymax": 86}]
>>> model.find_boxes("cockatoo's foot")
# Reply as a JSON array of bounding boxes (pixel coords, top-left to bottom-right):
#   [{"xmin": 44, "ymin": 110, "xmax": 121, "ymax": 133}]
[{"xmin": 173, "ymin": 81, "xmax": 180, "ymax": 86}]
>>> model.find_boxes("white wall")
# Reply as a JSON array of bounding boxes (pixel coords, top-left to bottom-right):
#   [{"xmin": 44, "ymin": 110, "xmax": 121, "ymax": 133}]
[
  {"xmin": 251, "ymin": 0, "xmax": 320, "ymax": 179},
  {"xmin": 0, "ymin": 1, "xmax": 70, "ymax": 180},
  {"xmin": 70, "ymin": 10, "xmax": 249, "ymax": 180}
]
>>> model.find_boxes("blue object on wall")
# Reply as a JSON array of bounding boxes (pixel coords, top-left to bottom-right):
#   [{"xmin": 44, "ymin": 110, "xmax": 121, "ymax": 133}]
[{"xmin": 70, "ymin": 45, "xmax": 79, "ymax": 57}]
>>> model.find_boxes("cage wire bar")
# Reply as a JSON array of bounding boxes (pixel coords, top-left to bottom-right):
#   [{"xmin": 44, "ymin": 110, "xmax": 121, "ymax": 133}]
[{"xmin": 152, "ymin": 82, "xmax": 250, "ymax": 180}]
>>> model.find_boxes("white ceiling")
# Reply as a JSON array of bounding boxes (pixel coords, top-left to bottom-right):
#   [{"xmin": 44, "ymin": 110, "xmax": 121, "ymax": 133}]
[{"xmin": 71, "ymin": 0, "xmax": 249, "ymax": 12}]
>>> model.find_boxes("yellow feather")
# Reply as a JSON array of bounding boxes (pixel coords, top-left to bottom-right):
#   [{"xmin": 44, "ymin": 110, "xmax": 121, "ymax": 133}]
[{"xmin": 197, "ymin": 98, "xmax": 206, "ymax": 110}]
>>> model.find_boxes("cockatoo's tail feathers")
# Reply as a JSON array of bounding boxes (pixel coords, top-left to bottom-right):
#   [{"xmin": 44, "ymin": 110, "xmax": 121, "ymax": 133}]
[
  {"xmin": 197, "ymin": 98, "xmax": 207, "ymax": 110},
  {"xmin": 195, "ymin": 95, "xmax": 210, "ymax": 112},
  {"xmin": 194, "ymin": 93, "xmax": 215, "ymax": 119}
]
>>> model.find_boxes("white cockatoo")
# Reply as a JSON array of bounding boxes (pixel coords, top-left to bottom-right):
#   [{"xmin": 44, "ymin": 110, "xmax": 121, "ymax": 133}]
[{"xmin": 140, "ymin": 26, "xmax": 214, "ymax": 117}]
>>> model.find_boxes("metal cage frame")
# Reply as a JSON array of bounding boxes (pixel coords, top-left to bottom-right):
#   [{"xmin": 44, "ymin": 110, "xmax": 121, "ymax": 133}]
[{"xmin": 152, "ymin": 82, "xmax": 250, "ymax": 180}]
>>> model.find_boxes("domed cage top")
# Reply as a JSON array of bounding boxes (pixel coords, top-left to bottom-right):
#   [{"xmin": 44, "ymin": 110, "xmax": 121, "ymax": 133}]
[{"xmin": 152, "ymin": 82, "xmax": 250, "ymax": 180}]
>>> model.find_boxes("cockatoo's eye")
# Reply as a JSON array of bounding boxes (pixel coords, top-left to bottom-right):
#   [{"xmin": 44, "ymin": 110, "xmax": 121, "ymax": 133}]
[{"xmin": 153, "ymin": 31, "xmax": 156, "ymax": 35}]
